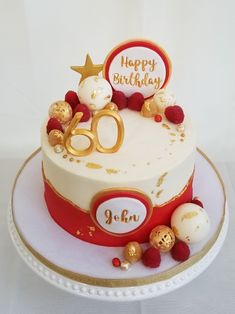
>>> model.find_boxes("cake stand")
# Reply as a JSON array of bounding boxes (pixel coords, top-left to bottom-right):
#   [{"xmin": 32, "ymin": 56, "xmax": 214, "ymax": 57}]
[{"xmin": 8, "ymin": 148, "xmax": 228, "ymax": 301}]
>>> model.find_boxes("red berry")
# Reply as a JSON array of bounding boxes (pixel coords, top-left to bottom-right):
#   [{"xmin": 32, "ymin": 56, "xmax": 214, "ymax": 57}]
[
  {"xmin": 127, "ymin": 92, "xmax": 144, "ymax": 111},
  {"xmin": 191, "ymin": 198, "xmax": 204, "ymax": 208},
  {"xmin": 65, "ymin": 90, "xmax": 79, "ymax": 109},
  {"xmin": 112, "ymin": 91, "xmax": 127, "ymax": 110},
  {"xmin": 46, "ymin": 118, "xmax": 63, "ymax": 134},
  {"xmin": 112, "ymin": 257, "xmax": 121, "ymax": 267},
  {"xmin": 154, "ymin": 114, "xmax": 162, "ymax": 122},
  {"xmin": 73, "ymin": 104, "xmax": 91, "ymax": 122},
  {"xmin": 165, "ymin": 105, "xmax": 185, "ymax": 124},
  {"xmin": 171, "ymin": 241, "xmax": 190, "ymax": 262},
  {"xmin": 142, "ymin": 247, "xmax": 161, "ymax": 268}
]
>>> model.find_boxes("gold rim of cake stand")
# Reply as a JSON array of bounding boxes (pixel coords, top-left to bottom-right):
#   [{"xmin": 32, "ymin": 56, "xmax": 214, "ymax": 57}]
[{"xmin": 10, "ymin": 148, "xmax": 226, "ymax": 288}]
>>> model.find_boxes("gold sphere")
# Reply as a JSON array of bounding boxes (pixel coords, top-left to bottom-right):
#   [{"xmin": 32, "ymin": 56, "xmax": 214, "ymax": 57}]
[
  {"xmin": 141, "ymin": 99, "xmax": 158, "ymax": 118},
  {"xmin": 48, "ymin": 130, "xmax": 64, "ymax": 147},
  {"xmin": 123, "ymin": 241, "xmax": 143, "ymax": 264},
  {"xmin": 149, "ymin": 225, "xmax": 175, "ymax": 252},
  {"xmin": 49, "ymin": 101, "xmax": 72, "ymax": 124},
  {"xmin": 104, "ymin": 102, "xmax": 118, "ymax": 112}
]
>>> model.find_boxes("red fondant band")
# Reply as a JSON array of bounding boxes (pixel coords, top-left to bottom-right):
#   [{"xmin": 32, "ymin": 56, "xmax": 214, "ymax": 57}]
[{"xmin": 43, "ymin": 178, "xmax": 193, "ymax": 247}]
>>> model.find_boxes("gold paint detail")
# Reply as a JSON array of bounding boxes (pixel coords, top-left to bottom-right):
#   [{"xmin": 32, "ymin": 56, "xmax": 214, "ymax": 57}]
[
  {"xmin": 86, "ymin": 162, "xmax": 103, "ymax": 169},
  {"xmin": 88, "ymin": 226, "xmax": 96, "ymax": 232},
  {"xmin": 71, "ymin": 54, "xmax": 103, "ymax": 83},
  {"xmin": 172, "ymin": 226, "xmax": 179, "ymax": 237},
  {"xmin": 157, "ymin": 172, "xmax": 194, "ymax": 208},
  {"xmin": 162, "ymin": 123, "xmax": 171, "ymax": 130},
  {"xmin": 10, "ymin": 148, "xmax": 226, "ymax": 287},
  {"xmin": 106, "ymin": 168, "xmax": 119, "ymax": 174},
  {"xmin": 63, "ymin": 154, "xmax": 68, "ymax": 159},
  {"xmin": 181, "ymin": 211, "xmax": 199, "ymax": 221},
  {"xmin": 170, "ymin": 133, "xmax": 176, "ymax": 136},
  {"xmin": 69, "ymin": 157, "xmax": 74, "ymax": 162},
  {"xmin": 156, "ymin": 172, "xmax": 168, "ymax": 187},
  {"xmin": 41, "ymin": 165, "xmax": 89, "ymax": 213},
  {"xmin": 91, "ymin": 90, "xmax": 97, "ymax": 99},
  {"xmin": 156, "ymin": 190, "xmax": 163, "ymax": 198}
]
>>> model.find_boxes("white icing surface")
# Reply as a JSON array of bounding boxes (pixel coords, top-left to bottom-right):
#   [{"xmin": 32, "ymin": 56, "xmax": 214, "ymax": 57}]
[{"xmin": 41, "ymin": 109, "xmax": 196, "ymax": 209}]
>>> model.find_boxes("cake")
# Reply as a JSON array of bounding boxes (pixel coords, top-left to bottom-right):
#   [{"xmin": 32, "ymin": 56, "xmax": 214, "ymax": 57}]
[{"xmin": 41, "ymin": 40, "xmax": 209, "ymax": 255}]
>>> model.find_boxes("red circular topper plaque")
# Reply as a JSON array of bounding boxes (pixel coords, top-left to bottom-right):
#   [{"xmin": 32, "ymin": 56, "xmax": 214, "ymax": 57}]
[{"xmin": 103, "ymin": 39, "xmax": 171, "ymax": 98}]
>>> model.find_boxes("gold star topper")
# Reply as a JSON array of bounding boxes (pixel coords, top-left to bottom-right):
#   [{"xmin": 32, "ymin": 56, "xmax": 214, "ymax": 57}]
[{"xmin": 71, "ymin": 54, "xmax": 103, "ymax": 83}]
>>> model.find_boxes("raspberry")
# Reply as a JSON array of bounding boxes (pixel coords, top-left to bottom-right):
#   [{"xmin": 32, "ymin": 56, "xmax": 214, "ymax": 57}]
[
  {"xmin": 46, "ymin": 118, "xmax": 63, "ymax": 134},
  {"xmin": 171, "ymin": 241, "xmax": 190, "ymax": 262},
  {"xmin": 73, "ymin": 103, "xmax": 91, "ymax": 122},
  {"xmin": 142, "ymin": 247, "xmax": 161, "ymax": 268},
  {"xmin": 191, "ymin": 198, "xmax": 204, "ymax": 208},
  {"xmin": 127, "ymin": 92, "xmax": 144, "ymax": 111},
  {"xmin": 65, "ymin": 90, "xmax": 79, "ymax": 109},
  {"xmin": 112, "ymin": 91, "xmax": 127, "ymax": 110},
  {"xmin": 165, "ymin": 105, "xmax": 184, "ymax": 124}
]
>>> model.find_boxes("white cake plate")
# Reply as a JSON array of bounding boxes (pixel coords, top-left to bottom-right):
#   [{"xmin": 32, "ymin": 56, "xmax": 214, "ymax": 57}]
[{"xmin": 8, "ymin": 148, "xmax": 228, "ymax": 301}]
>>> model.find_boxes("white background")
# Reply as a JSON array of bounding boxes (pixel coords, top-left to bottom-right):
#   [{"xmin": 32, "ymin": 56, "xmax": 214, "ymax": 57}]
[{"xmin": 0, "ymin": 0, "xmax": 235, "ymax": 313}]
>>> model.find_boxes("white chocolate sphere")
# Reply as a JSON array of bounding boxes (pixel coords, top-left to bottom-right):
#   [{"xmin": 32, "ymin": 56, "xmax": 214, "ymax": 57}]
[
  {"xmin": 171, "ymin": 203, "xmax": 210, "ymax": 244},
  {"xmin": 153, "ymin": 89, "xmax": 176, "ymax": 113},
  {"xmin": 77, "ymin": 76, "xmax": 112, "ymax": 111}
]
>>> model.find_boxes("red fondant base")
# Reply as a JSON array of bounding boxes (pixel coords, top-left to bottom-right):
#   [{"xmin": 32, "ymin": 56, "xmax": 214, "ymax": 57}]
[{"xmin": 43, "ymin": 176, "xmax": 193, "ymax": 247}]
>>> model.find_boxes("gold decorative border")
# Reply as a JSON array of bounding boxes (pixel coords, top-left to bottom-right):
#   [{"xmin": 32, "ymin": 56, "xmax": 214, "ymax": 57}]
[{"xmin": 10, "ymin": 147, "xmax": 226, "ymax": 287}]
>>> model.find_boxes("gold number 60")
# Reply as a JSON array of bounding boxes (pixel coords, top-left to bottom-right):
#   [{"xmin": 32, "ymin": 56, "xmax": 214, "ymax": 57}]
[{"xmin": 64, "ymin": 109, "xmax": 124, "ymax": 157}]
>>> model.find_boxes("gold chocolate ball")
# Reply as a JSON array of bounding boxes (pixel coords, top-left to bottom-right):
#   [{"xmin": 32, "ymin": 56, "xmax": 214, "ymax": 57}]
[
  {"xmin": 49, "ymin": 101, "xmax": 72, "ymax": 124},
  {"xmin": 149, "ymin": 225, "xmax": 175, "ymax": 252},
  {"xmin": 123, "ymin": 241, "xmax": 143, "ymax": 264},
  {"xmin": 141, "ymin": 99, "xmax": 158, "ymax": 118},
  {"xmin": 104, "ymin": 102, "xmax": 118, "ymax": 112},
  {"xmin": 48, "ymin": 130, "xmax": 64, "ymax": 147}
]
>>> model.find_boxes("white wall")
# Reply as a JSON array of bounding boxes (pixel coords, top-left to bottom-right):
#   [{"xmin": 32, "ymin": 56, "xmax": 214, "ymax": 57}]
[{"xmin": 0, "ymin": 0, "xmax": 235, "ymax": 161}]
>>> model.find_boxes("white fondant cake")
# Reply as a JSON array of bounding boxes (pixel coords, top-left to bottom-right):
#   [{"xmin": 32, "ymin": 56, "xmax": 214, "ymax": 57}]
[
  {"xmin": 42, "ymin": 109, "xmax": 195, "ymax": 211},
  {"xmin": 40, "ymin": 39, "xmax": 202, "ymax": 247}
]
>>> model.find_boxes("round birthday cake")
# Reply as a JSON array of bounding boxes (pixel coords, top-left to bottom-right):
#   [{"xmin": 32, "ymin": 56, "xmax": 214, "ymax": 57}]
[{"xmin": 41, "ymin": 40, "xmax": 210, "ymax": 268}]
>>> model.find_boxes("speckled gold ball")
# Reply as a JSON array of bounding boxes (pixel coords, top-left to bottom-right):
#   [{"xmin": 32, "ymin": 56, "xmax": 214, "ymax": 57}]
[
  {"xmin": 123, "ymin": 241, "xmax": 143, "ymax": 264},
  {"xmin": 49, "ymin": 101, "xmax": 72, "ymax": 124},
  {"xmin": 104, "ymin": 102, "xmax": 118, "ymax": 112},
  {"xmin": 48, "ymin": 130, "xmax": 64, "ymax": 147},
  {"xmin": 149, "ymin": 225, "xmax": 175, "ymax": 252},
  {"xmin": 141, "ymin": 99, "xmax": 158, "ymax": 117}
]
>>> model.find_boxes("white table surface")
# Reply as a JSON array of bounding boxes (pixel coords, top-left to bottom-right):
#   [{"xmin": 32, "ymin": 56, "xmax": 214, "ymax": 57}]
[{"xmin": 0, "ymin": 157, "xmax": 234, "ymax": 313}]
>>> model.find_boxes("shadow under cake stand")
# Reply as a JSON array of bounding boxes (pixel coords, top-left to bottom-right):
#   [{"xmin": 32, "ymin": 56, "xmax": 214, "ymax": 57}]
[{"xmin": 8, "ymin": 148, "xmax": 228, "ymax": 301}]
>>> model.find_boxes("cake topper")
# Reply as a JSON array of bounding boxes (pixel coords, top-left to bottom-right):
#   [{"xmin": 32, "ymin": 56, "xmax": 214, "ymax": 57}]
[
  {"xmin": 103, "ymin": 39, "xmax": 171, "ymax": 98},
  {"xmin": 71, "ymin": 54, "xmax": 103, "ymax": 83}
]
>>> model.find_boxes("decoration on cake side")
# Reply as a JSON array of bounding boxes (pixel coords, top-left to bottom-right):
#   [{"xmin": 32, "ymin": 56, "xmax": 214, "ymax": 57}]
[{"xmin": 109, "ymin": 197, "xmax": 210, "ymax": 271}]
